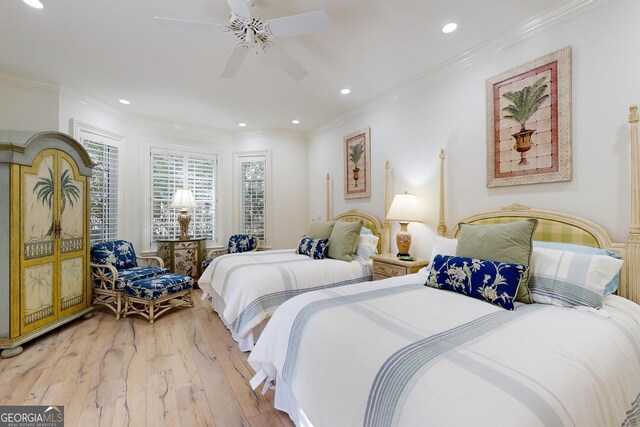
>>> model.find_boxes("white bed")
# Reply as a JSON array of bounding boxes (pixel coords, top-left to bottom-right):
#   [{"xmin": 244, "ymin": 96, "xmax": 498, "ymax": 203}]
[
  {"xmin": 199, "ymin": 209, "xmax": 384, "ymax": 351},
  {"xmin": 247, "ymin": 106, "xmax": 640, "ymax": 426}
]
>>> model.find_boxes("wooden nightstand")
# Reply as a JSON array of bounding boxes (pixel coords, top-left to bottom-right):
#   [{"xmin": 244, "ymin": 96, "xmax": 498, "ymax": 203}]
[{"xmin": 370, "ymin": 253, "xmax": 429, "ymax": 280}]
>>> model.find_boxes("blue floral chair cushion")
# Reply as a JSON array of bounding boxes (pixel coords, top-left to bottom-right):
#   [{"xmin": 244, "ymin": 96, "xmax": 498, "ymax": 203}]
[
  {"xmin": 108, "ymin": 266, "xmax": 170, "ymax": 291},
  {"xmin": 124, "ymin": 273, "xmax": 193, "ymax": 301},
  {"xmin": 425, "ymin": 254, "xmax": 528, "ymax": 310},
  {"xmin": 296, "ymin": 235, "xmax": 329, "ymax": 260},
  {"xmin": 228, "ymin": 234, "xmax": 259, "ymax": 254},
  {"xmin": 91, "ymin": 240, "xmax": 139, "ymax": 270}
]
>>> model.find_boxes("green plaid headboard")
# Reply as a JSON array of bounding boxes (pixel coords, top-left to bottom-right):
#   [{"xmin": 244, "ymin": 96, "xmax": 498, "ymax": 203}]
[
  {"xmin": 334, "ymin": 209, "xmax": 383, "ymax": 253},
  {"xmin": 458, "ymin": 216, "xmax": 600, "ymax": 247},
  {"xmin": 449, "ymin": 205, "xmax": 618, "ymax": 251}
]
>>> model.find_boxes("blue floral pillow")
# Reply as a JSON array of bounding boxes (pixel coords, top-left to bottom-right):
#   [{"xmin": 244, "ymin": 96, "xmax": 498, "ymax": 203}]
[
  {"xmin": 228, "ymin": 235, "xmax": 259, "ymax": 253},
  {"xmin": 90, "ymin": 240, "xmax": 138, "ymax": 270},
  {"xmin": 425, "ymin": 254, "xmax": 528, "ymax": 310},
  {"xmin": 296, "ymin": 235, "xmax": 329, "ymax": 260}
]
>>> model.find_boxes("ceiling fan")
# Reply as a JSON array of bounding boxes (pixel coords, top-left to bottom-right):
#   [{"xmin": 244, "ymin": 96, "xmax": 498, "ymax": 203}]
[{"xmin": 154, "ymin": 0, "xmax": 330, "ymax": 81}]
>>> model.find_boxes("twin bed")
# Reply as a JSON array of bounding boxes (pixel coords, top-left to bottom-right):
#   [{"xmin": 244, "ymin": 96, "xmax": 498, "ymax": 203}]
[
  {"xmin": 201, "ymin": 107, "xmax": 640, "ymax": 425},
  {"xmin": 198, "ymin": 209, "xmax": 384, "ymax": 351}
]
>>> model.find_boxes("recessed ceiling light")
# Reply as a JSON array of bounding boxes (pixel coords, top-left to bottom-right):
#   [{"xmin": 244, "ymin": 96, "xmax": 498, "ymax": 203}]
[
  {"xmin": 238, "ymin": 122, "xmax": 247, "ymax": 127},
  {"xmin": 291, "ymin": 119, "xmax": 300, "ymax": 125},
  {"xmin": 118, "ymin": 99, "xmax": 130, "ymax": 105},
  {"xmin": 340, "ymin": 88, "xmax": 351, "ymax": 95},
  {"xmin": 23, "ymin": 0, "xmax": 44, "ymax": 9},
  {"xmin": 442, "ymin": 22, "xmax": 458, "ymax": 34}
]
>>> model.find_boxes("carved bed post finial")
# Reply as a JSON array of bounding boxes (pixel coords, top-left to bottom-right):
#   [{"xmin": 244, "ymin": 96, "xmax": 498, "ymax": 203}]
[
  {"xmin": 627, "ymin": 105, "xmax": 640, "ymax": 303},
  {"xmin": 326, "ymin": 173, "xmax": 331, "ymax": 221},
  {"xmin": 437, "ymin": 149, "xmax": 447, "ymax": 236}
]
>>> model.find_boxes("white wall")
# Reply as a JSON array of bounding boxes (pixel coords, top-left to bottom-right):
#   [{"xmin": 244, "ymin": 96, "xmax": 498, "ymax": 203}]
[
  {"xmin": 0, "ymin": 73, "xmax": 59, "ymax": 131},
  {"xmin": 307, "ymin": 0, "xmax": 640, "ymax": 258},
  {"xmin": 0, "ymin": 83, "xmax": 309, "ymax": 253}
]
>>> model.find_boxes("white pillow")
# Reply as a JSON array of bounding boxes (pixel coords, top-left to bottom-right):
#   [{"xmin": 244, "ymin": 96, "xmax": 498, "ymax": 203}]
[
  {"xmin": 529, "ymin": 246, "xmax": 623, "ymax": 309},
  {"xmin": 355, "ymin": 234, "xmax": 379, "ymax": 260},
  {"xmin": 429, "ymin": 236, "xmax": 458, "ymax": 266}
]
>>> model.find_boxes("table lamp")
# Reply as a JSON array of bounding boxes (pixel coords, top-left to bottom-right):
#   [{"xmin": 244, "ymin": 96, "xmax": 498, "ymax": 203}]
[
  {"xmin": 386, "ymin": 191, "xmax": 422, "ymax": 257},
  {"xmin": 170, "ymin": 188, "xmax": 197, "ymax": 240}
]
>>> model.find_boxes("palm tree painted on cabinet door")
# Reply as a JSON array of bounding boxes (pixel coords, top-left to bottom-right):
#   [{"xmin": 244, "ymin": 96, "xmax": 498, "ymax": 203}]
[
  {"xmin": 349, "ymin": 142, "xmax": 364, "ymax": 187},
  {"xmin": 501, "ymin": 76, "xmax": 550, "ymax": 165},
  {"xmin": 33, "ymin": 168, "xmax": 80, "ymax": 237}
]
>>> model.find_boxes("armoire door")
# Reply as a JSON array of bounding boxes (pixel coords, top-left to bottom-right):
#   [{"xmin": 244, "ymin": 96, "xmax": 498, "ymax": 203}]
[{"xmin": 18, "ymin": 149, "xmax": 88, "ymax": 334}]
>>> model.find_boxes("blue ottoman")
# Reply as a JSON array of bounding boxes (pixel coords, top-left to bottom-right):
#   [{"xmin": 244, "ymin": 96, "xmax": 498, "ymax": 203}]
[{"xmin": 123, "ymin": 273, "xmax": 194, "ymax": 323}]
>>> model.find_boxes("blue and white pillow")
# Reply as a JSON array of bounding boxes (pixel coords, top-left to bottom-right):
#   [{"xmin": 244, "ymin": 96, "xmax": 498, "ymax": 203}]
[
  {"xmin": 425, "ymin": 254, "xmax": 527, "ymax": 310},
  {"xmin": 529, "ymin": 246, "xmax": 624, "ymax": 309},
  {"xmin": 90, "ymin": 240, "xmax": 138, "ymax": 270},
  {"xmin": 533, "ymin": 241, "xmax": 622, "ymax": 296},
  {"xmin": 296, "ymin": 235, "xmax": 329, "ymax": 260},
  {"xmin": 228, "ymin": 234, "xmax": 259, "ymax": 253}
]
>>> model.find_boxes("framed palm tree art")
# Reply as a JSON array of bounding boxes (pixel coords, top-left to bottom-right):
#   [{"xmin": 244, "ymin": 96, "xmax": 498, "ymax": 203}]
[
  {"xmin": 344, "ymin": 128, "xmax": 371, "ymax": 199},
  {"xmin": 486, "ymin": 46, "xmax": 572, "ymax": 187}
]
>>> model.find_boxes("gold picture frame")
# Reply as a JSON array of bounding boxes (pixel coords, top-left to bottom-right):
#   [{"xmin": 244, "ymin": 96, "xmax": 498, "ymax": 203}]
[
  {"xmin": 344, "ymin": 128, "xmax": 371, "ymax": 199},
  {"xmin": 486, "ymin": 46, "xmax": 571, "ymax": 187}
]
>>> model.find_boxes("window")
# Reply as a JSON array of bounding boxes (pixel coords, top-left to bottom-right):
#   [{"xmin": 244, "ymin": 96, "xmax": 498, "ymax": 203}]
[
  {"xmin": 151, "ymin": 148, "xmax": 216, "ymax": 243},
  {"xmin": 235, "ymin": 152, "xmax": 271, "ymax": 245},
  {"xmin": 73, "ymin": 121, "xmax": 123, "ymax": 245},
  {"xmin": 83, "ymin": 140, "xmax": 119, "ymax": 243}
]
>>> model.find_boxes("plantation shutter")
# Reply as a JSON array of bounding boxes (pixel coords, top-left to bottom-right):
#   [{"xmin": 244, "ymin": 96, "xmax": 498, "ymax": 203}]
[
  {"xmin": 82, "ymin": 139, "xmax": 119, "ymax": 244},
  {"xmin": 151, "ymin": 148, "xmax": 216, "ymax": 242},
  {"xmin": 240, "ymin": 157, "xmax": 266, "ymax": 242}
]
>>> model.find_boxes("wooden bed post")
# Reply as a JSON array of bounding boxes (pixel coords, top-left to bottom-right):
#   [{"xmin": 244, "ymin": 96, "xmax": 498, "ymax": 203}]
[
  {"xmin": 627, "ymin": 105, "xmax": 640, "ymax": 303},
  {"xmin": 383, "ymin": 161, "xmax": 391, "ymax": 254},
  {"xmin": 437, "ymin": 149, "xmax": 447, "ymax": 237},
  {"xmin": 326, "ymin": 173, "xmax": 331, "ymax": 221}
]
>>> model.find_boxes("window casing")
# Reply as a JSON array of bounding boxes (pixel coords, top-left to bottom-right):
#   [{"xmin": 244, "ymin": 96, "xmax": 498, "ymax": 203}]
[{"xmin": 150, "ymin": 148, "xmax": 217, "ymax": 243}]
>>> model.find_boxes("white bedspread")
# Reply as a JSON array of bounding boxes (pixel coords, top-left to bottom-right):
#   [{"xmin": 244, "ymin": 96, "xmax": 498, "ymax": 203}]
[
  {"xmin": 248, "ymin": 274, "xmax": 640, "ymax": 427},
  {"xmin": 198, "ymin": 249, "xmax": 372, "ymax": 351}
]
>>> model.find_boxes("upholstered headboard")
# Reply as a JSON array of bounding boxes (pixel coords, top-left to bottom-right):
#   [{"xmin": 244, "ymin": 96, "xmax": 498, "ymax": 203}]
[{"xmin": 334, "ymin": 209, "xmax": 383, "ymax": 254}]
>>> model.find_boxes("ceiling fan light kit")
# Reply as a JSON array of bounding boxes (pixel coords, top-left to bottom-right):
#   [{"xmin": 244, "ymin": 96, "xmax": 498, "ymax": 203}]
[{"xmin": 155, "ymin": 0, "xmax": 330, "ymax": 81}]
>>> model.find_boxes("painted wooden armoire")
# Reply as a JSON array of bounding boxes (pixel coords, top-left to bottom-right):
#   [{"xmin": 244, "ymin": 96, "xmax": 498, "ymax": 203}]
[{"xmin": 0, "ymin": 131, "xmax": 95, "ymax": 358}]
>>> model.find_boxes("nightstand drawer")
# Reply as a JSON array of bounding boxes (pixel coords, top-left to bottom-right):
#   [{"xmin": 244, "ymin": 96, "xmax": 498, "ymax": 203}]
[{"xmin": 373, "ymin": 262, "xmax": 406, "ymax": 277}]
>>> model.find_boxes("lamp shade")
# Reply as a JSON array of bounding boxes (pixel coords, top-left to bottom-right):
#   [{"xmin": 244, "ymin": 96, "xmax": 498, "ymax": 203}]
[
  {"xmin": 170, "ymin": 188, "xmax": 197, "ymax": 209},
  {"xmin": 386, "ymin": 191, "xmax": 422, "ymax": 222}
]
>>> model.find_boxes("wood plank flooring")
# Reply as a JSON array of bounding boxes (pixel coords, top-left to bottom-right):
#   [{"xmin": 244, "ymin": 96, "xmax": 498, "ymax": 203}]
[{"xmin": 0, "ymin": 290, "xmax": 294, "ymax": 427}]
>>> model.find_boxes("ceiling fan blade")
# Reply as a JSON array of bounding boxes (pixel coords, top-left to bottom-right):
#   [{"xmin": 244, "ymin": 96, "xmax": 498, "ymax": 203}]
[
  {"xmin": 267, "ymin": 43, "xmax": 308, "ymax": 81},
  {"xmin": 266, "ymin": 11, "xmax": 330, "ymax": 38},
  {"xmin": 226, "ymin": 0, "xmax": 252, "ymax": 18},
  {"xmin": 153, "ymin": 16, "xmax": 226, "ymax": 31},
  {"xmin": 221, "ymin": 46, "xmax": 250, "ymax": 78}
]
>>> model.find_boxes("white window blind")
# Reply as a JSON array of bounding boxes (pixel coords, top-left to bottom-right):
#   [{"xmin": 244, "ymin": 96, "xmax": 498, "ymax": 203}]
[
  {"xmin": 240, "ymin": 157, "xmax": 266, "ymax": 241},
  {"xmin": 151, "ymin": 148, "xmax": 216, "ymax": 242},
  {"xmin": 82, "ymin": 139, "xmax": 119, "ymax": 244}
]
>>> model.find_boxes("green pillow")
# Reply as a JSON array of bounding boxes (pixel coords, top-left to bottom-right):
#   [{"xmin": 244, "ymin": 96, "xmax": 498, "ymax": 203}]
[
  {"xmin": 327, "ymin": 220, "xmax": 363, "ymax": 262},
  {"xmin": 456, "ymin": 219, "xmax": 538, "ymax": 303},
  {"xmin": 307, "ymin": 221, "xmax": 336, "ymax": 239}
]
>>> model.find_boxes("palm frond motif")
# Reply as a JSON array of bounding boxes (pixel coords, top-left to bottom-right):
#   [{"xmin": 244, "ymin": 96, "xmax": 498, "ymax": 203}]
[
  {"xmin": 33, "ymin": 166, "xmax": 80, "ymax": 237},
  {"xmin": 501, "ymin": 76, "xmax": 550, "ymax": 131},
  {"xmin": 33, "ymin": 167, "xmax": 54, "ymax": 210},
  {"xmin": 349, "ymin": 143, "xmax": 364, "ymax": 168}
]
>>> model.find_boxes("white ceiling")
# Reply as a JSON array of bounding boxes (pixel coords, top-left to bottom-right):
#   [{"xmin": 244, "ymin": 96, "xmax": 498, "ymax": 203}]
[{"xmin": 0, "ymin": 0, "xmax": 595, "ymax": 132}]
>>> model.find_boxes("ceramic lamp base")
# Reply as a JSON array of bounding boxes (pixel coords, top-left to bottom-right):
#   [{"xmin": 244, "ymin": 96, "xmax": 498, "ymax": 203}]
[
  {"xmin": 177, "ymin": 210, "xmax": 192, "ymax": 240},
  {"xmin": 396, "ymin": 222, "xmax": 412, "ymax": 258}
]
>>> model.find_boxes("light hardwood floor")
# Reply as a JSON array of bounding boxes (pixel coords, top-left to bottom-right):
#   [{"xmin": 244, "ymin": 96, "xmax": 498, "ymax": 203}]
[{"xmin": 0, "ymin": 289, "xmax": 294, "ymax": 427}]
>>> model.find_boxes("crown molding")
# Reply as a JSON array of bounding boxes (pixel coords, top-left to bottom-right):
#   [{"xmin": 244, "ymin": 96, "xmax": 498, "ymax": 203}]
[
  {"xmin": 60, "ymin": 86, "xmax": 131, "ymax": 121},
  {"xmin": 308, "ymin": 0, "xmax": 612, "ymax": 138},
  {"xmin": 0, "ymin": 70, "xmax": 59, "ymax": 95}
]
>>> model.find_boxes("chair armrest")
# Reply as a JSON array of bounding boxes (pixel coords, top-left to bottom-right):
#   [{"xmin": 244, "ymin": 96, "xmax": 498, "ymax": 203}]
[
  {"xmin": 90, "ymin": 263, "xmax": 118, "ymax": 291},
  {"xmin": 252, "ymin": 237, "xmax": 261, "ymax": 252},
  {"xmin": 206, "ymin": 248, "xmax": 228, "ymax": 259},
  {"xmin": 137, "ymin": 255, "xmax": 165, "ymax": 269}
]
